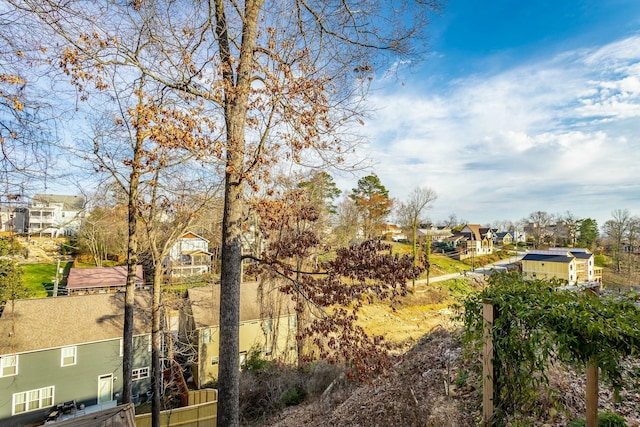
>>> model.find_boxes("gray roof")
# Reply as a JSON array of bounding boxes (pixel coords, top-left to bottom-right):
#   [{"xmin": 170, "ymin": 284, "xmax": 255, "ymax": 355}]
[
  {"xmin": 32, "ymin": 194, "xmax": 85, "ymax": 211},
  {"xmin": 568, "ymin": 251, "xmax": 592, "ymax": 259},
  {"xmin": 53, "ymin": 403, "xmax": 135, "ymax": 427},
  {"xmin": 187, "ymin": 282, "xmax": 294, "ymax": 329},
  {"xmin": 522, "ymin": 253, "xmax": 573, "ymax": 263},
  {"xmin": 0, "ymin": 291, "xmax": 152, "ymax": 355}
]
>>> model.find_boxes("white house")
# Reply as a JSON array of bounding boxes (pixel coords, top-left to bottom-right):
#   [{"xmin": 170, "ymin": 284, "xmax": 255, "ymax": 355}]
[
  {"xmin": 27, "ymin": 195, "xmax": 85, "ymax": 237},
  {"xmin": 165, "ymin": 232, "xmax": 213, "ymax": 278}
]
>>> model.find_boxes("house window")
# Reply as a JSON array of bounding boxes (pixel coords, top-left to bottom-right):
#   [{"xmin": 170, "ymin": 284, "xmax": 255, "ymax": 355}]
[
  {"xmin": 211, "ymin": 356, "xmax": 219, "ymax": 366},
  {"xmin": 12, "ymin": 386, "xmax": 54, "ymax": 415},
  {"xmin": 262, "ymin": 319, "xmax": 272, "ymax": 333},
  {"xmin": 132, "ymin": 367, "xmax": 150, "ymax": 380},
  {"xmin": 61, "ymin": 346, "xmax": 77, "ymax": 367},
  {"xmin": 202, "ymin": 328, "xmax": 211, "ymax": 344},
  {"xmin": 264, "ymin": 343, "xmax": 272, "ymax": 356},
  {"xmin": 147, "ymin": 335, "xmax": 152, "ymax": 352},
  {"xmin": 239, "ymin": 352, "xmax": 247, "ymax": 370},
  {"xmin": 289, "ymin": 316, "xmax": 297, "ymax": 329},
  {"xmin": 119, "ymin": 338, "xmax": 123, "ymax": 357},
  {"xmin": 1, "ymin": 355, "xmax": 18, "ymax": 377}
]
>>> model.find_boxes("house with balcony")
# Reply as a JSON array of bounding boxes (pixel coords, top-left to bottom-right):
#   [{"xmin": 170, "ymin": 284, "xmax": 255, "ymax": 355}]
[
  {"xmin": 164, "ymin": 232, "xmax": 213, "ymax": 278},
  {"xmin": 178, "ymin": 282, "xmax": 296, "ymax": 387},
  {"xmin": 27, "ymin": 194, "xmax": 85, "ymax": 237},
  {"xmin": 521, "ymin": 248, "xmax": 601, "ymax": 286},
  {"xmin": 0, "ymin": 292, "xmax": 152, "ymax": 427}
]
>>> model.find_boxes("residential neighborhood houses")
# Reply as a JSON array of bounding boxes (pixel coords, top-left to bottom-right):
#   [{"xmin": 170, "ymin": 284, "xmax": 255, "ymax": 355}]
[
  {"xmin": 0, "ymin": 189, "xmax": 635, "ymax": 426},
  {"xmin": 178, "ymin": 283, "xmax": 297, "ymax": 388},
  {"xmin": 0, "ymin": 194, "xmax": 85, "ymax": 237},
  {"xmin": 0, "ymin": 292, "xmax": 153, "ymax": 427}
]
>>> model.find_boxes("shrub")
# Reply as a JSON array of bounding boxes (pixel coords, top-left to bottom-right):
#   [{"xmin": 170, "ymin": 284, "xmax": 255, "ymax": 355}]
[
  {"xmin": 243, "ymin": 347, "xmax": 269, "ymax": 372},
  {"xmin": 281, "ymin": 386, "xmax": 306, "ymax": 406},
  {"xmin": 568, "ymin": 411, "xmax": 627, "ymax": 427}
]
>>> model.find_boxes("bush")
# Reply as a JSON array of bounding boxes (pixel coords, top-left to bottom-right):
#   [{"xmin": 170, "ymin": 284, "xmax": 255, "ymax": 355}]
[
  {"xmin": 281, "ymin": 386, "xmax": 306, "ymax": 406},
  {"xmin": 239, "ymin": 358, "xmax": 306, "ymax": 423},
  {"xmin": 0, "ymin": 237, "xmax": 22, "ymax": 256},
  {"xmin": 243, "ymin": 347, "xmax": 270, "ymax": 372},
  {"xmin": 568, "ymin": 411, "xmax": 627, "ymax": 427}
]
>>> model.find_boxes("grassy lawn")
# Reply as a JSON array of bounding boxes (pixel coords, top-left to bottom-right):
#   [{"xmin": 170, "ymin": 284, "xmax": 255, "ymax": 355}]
[{"xmin": 19, "ymin": 262, "xmax": 73, "ymax": 298}]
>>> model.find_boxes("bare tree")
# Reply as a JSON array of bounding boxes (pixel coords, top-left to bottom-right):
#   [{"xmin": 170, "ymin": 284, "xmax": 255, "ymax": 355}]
[
  {"xmin": 11, "ymin": 2, "xmax": 443, "ymax": 425},
  {"xmin": 603, "ymin": 209, "xmax": 632, "ymax": 273},
  {"xmin": 0, "ymin": 7, "xmax": 62, "ymax": 196},
  {"xmin": 527, "ymin": 211, "xmax": 553, "ymax": 249},
  {"xmin": 334, "ymin": 194, "xmax": 360, "ymax": 246},
  {"xmin": 396, "ymin": 186, "xmax": 437, "ymax": 285},
  {"xmin": 140, "ymin": 165, "xmax": 221, "ymax": 423}
]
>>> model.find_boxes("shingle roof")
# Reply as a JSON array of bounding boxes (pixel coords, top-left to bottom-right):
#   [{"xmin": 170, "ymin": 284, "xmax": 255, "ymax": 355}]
[
  {"xmin": 569, "ymin": 252, "xmax": 592, "ymax": 259},
  {"xmin": 0, "ymin": 291, "xmax": 152, "ymax": 355},
  {"xmin": 67, "ymin": 266, "xmax": 144, "ymax": 290},
  {"xmin": 187, "ymin": 282, "xmax": 294, "ymax": 329},
  {"xmin": 522, "ymin": 253, "xmax": 573, "ymax": 263},
  {"xmin": 32, "ymin": 194, "xmax": 85, "ymax": 211}
]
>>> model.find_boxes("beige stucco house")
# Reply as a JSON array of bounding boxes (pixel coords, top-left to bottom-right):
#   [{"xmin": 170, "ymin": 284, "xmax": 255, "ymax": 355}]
[
  {"xmin": 179, "ymin": 282, "xmax": 297, "ymax": 387},
  {"xmin": 521, "ymin": 248, "xmax": 601, "ymax": 286}
]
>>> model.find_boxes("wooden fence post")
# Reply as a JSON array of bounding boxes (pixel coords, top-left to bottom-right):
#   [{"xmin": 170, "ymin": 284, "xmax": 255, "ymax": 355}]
[
  {"xmin": 586, "ymin": 357, "xmax": 598, "ymax": 427},
  {"xmin": 483, "ymin": 299, "xmax": 496, "ymax": 426},
  {"xmin": 585, "ymin": 287, "xmax": 598, "ymax": 427}
]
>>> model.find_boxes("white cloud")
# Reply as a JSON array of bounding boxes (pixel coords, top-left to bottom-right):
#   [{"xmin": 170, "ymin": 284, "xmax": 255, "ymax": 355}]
[{"xmin": 354, "ymin": 35, "xmax": 640, "ymax": 226}]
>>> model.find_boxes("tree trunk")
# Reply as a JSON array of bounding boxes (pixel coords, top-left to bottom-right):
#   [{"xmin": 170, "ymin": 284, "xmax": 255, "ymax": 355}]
[
  {"xmin": 123, "ymin": 174, "xmax": 139, "ymax": 405},
  {"xmin": 149, "ymin": 261, "xmax": 163, "ymax": 427},
  {"xmin": 122, "ymin": 89, "xmax": 145, "ymax": 405},
  {"xmin": 215, "ymin": 1, "xmax": 263, "ymax": 425}
]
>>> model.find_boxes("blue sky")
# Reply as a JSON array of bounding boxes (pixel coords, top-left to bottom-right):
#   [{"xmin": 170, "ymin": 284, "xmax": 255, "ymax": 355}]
[{"xmin": 343, "ymin": 0, "xmax": 640, "ymax": 227}]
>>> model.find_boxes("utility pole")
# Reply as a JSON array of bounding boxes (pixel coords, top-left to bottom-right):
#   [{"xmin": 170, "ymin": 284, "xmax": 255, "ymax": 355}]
[{"xmin": 53, "ymin": 258, "xmax": 61, "ymax": 297}]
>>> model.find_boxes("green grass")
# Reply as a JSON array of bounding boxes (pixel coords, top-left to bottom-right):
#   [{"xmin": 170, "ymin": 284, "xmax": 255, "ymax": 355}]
[
  {"xmin": 429, "ymin": 254, "xmax": 469, "ymax": 276},
  {"xmin": 19, "ymin": 262, "xmax": 73, "ymax": 298}
]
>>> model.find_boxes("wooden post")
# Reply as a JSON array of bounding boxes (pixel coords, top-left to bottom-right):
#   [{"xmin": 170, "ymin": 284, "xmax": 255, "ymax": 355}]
[
  {"xmin": 584, "ymin": 287, "xmax": 598, "ymax": 427},
  {"xmin": 586, "ymin": 357, "xmax": 598, "ymax": 427},
  {"xmin": 482, "ymin": 299, "xmax": 496, "ymax": 426}
]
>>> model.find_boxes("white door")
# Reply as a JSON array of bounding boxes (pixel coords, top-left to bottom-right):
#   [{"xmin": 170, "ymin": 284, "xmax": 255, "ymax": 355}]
[{"xmin": 98, "ymin": 374, "xmax": 113, "ymax": 404}]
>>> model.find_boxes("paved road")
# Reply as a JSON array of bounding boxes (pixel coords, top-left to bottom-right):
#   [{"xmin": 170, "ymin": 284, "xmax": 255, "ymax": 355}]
[{"xmin": 411, "ymin": 252, "xmax": 525, "ymax": 288}]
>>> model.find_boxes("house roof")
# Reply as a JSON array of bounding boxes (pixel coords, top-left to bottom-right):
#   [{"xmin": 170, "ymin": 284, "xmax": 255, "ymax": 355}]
[
  {"xmin": 31, "ymin": 194, "xmax": 85, "ymax": 211},
  {"xmin": 187, "ymin": 282, "xmax": 294, "ymax": 329},
  {"xmin": 569, "ymin": 252, "xmax": 592, "ymax": 260},
  {"xmin": 522, "ymin": 252, "xmax": 574, "ymax": 263},
  {"xmin": 67, "ymin": 265, "xmax": 144, "ymax": 289},
  {"xmin": 0, "ymin": 291, "xmax": 152, "ymax": 356},
  {"xmin": 180, "ymin": 231, "xmax": 209, "ymax": 242},
  {"xmin": 550, "ymin": 247, "xmax": 593, "ymax": 260},
  {"xmin": 181, "ymin": 249, "xmax": 213, "ymax": 256},
  {"xmin": 53, "ymin": 403, "xmax": 135, "ymax": 427}
]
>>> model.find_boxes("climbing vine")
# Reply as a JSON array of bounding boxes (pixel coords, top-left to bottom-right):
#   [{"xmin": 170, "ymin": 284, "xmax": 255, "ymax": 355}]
[{"xmin": 459, "ymin": 272, "xmax": 640, "ymax": 423}]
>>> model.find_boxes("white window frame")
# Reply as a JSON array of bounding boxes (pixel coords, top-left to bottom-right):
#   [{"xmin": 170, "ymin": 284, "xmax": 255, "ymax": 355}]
[
  {"xmin": 202, "ymin": 328, "xmax": 211, "ymax": 344},
  {"xmin": 61, "ymin": 346, "xmax": 77, "ymax": 367},
  {"xmin": 1, "ymin": 354, "xmax": 18, "ymax": 377},
  {"xmin": 132, "ymin": 367, "xmax": 150, "ymax": 381},
  {"xmin": 262, "ymin": 319, "xmax": 272, "ymax": 333},
  {"xmin": 12, "ymin": 386, "xmax": 54, "ymax": 415},
  {"xmin": 119, "ymin": 338, "xmax": 124, "ymax": 357}
]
